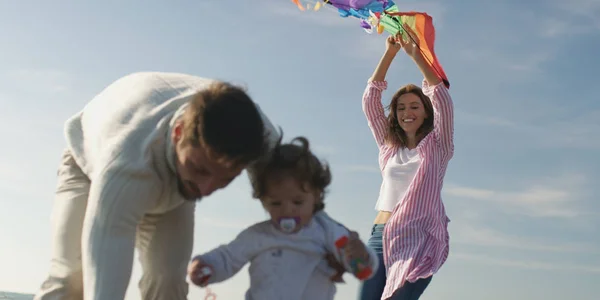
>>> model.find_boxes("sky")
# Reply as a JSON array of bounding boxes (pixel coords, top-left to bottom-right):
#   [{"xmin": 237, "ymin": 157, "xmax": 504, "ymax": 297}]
[{"xmin": 0, "ymin": 0, "xmax": 598, "ymax": 299}]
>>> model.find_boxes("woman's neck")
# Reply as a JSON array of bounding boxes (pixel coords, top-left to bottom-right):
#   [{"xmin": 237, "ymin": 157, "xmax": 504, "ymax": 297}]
[{"xmin": 406, "ymin": 135, "xmax": 417, "ymax": 149}]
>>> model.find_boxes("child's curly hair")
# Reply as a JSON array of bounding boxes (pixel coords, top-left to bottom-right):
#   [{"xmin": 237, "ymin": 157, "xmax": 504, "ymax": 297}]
[{"xmin": 251, "ymin": 134, "xmax": 332, "ymax": 212}]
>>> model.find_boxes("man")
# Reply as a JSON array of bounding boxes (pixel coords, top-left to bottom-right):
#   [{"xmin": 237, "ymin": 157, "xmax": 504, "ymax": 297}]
[{"xmin": 34, "ymin": 72, "xmax": 281, "ymax": 300}]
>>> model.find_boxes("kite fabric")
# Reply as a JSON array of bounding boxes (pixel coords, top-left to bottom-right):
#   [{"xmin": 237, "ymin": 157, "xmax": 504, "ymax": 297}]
[{"xmin": 290, "ymin": 0, "xmax": 450, "ymax": 88}]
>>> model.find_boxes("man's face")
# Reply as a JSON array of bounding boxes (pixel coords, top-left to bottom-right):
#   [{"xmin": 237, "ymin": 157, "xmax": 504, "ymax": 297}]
[{"xmin": 171, "ymin": 122, "xmax": 245, "ymax": 201}]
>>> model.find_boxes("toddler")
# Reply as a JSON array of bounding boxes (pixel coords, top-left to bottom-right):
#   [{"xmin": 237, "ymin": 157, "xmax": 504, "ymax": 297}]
[{"xmin": 187, "ymin": 136, "xmax": 378, "ymax": 300}]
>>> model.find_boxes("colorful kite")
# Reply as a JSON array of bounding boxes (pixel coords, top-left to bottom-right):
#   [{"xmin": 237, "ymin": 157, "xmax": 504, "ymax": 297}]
[{"xmin": 290, "ymin": 0, "xmax": 450, "ymax": 88}]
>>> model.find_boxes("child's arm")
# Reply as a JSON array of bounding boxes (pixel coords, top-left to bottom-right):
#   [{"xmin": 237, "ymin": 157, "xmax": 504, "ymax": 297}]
[
  {"xmin": 188, "ymin": 227, "xmax": 258, "ymax": 286},
  {"xmin": 316, "ymin": 212, "xmax": 380, "ymax": 281},
  {"xmin": 334, "ymin": 231, "xmax": 379, "ymax": 281},
  {"xmin": 315, "ymin": 254, "xmax": 346, "ymax": 283}
]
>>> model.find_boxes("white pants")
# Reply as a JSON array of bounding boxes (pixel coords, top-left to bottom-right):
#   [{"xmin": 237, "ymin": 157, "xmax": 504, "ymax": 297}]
[{"xmin": 35, "ymin": 150, "xmax": 195, "ymax": 300}]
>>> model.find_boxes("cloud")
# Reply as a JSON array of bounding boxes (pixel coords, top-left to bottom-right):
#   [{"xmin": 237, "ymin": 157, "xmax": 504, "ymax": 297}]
[
  {"xmin": 1, "ymin": 69, "xmax": 73, "ymax": 94},
  {"xmin": 452, "ymin": 252, "xmax": 600, "ymax": 274},
  {"xmin": 261, "ymin": 1, "xmax": 448, "ymax": 62},
  {"xmin": 261, "ymin": 1, "xmax": 354, "ymax": 28},
  {"xmin": 264, "ymin": 0, "xmax": 447, "ymax": 28},
  {"xmin": 445, "ymin": 173, "xmax": 591, "ymax": 219},
  {"xmin": 399, "ymin": 1, "xmax": 447, "ymax": 26},
  {"xmin": 458, "ymin": 109, "xmax": 600, "ymax": 150},
  {"xmin": 448, "ymin": 2, "xmax": 571, "ymax": 81},
  {"xmin": 540, "ymin": 0, "xmax": 600, "ymax": 37},
  {"xmin": 197, "ymin": 216, "xmax": 251, "ymax": 230},
  {"xmin": 453, "ymin": 0, "xmax": 599, "ymax": 82},
  {"xmin": 452, "ymin": 220, "xmax": 598, "ymax": 254},
  {"xmin": 444, "ymin": 185, "xmax": 494, "ymax": 199},
  {"xmin": 343, "ymin": 164, "xmax": 380, "ymax": 173},
  {"xmin": 505, "ymin": 51, "xmax": 554, "ymax": 73},
  {"xmin": 313, "ymin": 144, "xmax": 338, "ymax": 156}
]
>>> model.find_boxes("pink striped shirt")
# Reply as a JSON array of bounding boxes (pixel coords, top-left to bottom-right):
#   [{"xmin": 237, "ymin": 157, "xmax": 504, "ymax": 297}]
[{"xmin": 362, "ymin": 79, "xmax": 454, "ymax": 299}]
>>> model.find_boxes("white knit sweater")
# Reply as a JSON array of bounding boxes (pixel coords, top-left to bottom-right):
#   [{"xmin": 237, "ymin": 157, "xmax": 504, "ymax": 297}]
[{"xmin": 63, "ymin": 71, "xmax": 279, "ymax": 299}]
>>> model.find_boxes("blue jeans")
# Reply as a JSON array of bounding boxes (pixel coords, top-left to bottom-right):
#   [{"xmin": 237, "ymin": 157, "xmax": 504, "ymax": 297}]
[{"xmin": 358, "ymin": 224, "xmax": 432, "ymax": 300}]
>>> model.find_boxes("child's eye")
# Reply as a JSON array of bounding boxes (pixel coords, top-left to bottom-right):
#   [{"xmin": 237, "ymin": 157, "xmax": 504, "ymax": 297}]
[
  {"xmin": 270, "ymin": 202, "xmax": 281, "ymax": 207},
  {"xmin": 293, "ymin": 201, "xmax": 303, "ymax": 205}
]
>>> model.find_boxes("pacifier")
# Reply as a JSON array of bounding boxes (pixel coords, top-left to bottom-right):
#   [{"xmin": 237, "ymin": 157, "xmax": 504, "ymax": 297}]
[{"xmin": 277, "ymin": 217, "xmax": 301, "ymax": 233}]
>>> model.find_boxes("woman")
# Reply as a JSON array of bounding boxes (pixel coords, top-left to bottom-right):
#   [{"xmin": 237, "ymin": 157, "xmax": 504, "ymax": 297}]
[{"xmin": 358, "ymin": 23, "xmax": 454, "ymax": 300}]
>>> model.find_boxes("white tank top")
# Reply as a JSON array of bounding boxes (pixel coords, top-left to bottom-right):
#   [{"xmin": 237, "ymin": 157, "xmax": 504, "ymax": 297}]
[{"xmin": 374, "ymin": 147, "xmax": 422, "ymax": 212}]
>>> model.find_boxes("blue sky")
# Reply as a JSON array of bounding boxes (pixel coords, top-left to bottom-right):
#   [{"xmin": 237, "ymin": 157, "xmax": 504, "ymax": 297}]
[{"xmin": 0, "ymin": 0, "xmax": 598, "ymax": 299}]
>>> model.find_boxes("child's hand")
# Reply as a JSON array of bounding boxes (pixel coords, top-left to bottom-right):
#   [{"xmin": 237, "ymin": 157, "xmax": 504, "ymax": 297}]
[
  {"xmin": 324, "ymin": 252, "xmax": 346, "ymax": 283},
  {"xmin": 345, "ymin": 231, "xmax": 370, "ymax": 265},
  {"xmin": 188, "ymin": 257, "xmax": 213, "ymax": 287}
]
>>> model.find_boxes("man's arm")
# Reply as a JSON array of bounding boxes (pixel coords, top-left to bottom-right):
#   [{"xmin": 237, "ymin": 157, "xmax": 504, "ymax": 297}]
[{"xmin": 80, "ymin": 166, "xmax": 160, "ymax": 300}]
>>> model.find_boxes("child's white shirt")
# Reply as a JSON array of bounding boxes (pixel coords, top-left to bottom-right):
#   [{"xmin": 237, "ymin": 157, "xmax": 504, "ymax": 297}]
[{"xmin": 194, "ymin": 211, "xmax": 379, "ymax": 300}]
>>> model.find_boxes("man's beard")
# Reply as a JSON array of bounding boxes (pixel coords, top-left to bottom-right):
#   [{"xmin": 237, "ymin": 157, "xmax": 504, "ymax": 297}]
[{"xmin": 176, "ymin": 177, "xmax": 203, "ymax": 202}]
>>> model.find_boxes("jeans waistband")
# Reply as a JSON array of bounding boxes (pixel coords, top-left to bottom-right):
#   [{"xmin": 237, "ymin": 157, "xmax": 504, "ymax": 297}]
[
  {"xmin": 367, "ymin": 224, "xmax": 385, "ymax": 253},
  {"xmin": 371, "ymin": 223, "xmax": 385, "ymax": 234}
]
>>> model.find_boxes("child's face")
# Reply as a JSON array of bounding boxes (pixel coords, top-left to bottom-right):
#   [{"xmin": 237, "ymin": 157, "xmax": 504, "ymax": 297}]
[{"xmin": 261, "ymin": 176, "xmax": 319, "ymax": 233}]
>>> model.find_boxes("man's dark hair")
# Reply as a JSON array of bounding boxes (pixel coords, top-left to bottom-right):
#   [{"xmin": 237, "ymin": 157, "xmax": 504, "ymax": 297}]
[{"xmin": 182, "ymin": 81, "xmax": 267, "ymax": 167}]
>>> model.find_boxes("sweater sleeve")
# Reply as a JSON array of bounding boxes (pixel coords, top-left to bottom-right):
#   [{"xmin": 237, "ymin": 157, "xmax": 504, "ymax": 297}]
[
  {"xmin": 81, "ymin": 167, "xmax": 161, "ymax": 300},
  {"xmin": 317, "ymin": 213, "xmax": 380, "ymax": 281},
  {"xmin": 193, "ymin": 226, "xmax": 259, "ymax": 284}
]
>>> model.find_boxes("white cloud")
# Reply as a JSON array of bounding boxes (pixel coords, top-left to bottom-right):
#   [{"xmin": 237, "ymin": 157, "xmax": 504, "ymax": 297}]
[
  {"xmin": 458, "ymin": 109, "xmax": 600, "ymax": 150},
  {"xmin": 444, "ymin": 185, "xmax": 494, "ymax": 199},
  {"xmin": 263, "ymin": 0, "xmax": 447, "ymax": 28},
  {"xmin": 197, "ymin": 216, "xmax": 252, "ymax": 230},
  {"xmin": 456, "ymin": 44, "xmax": 555, "ymax": 76},
  {"xmin": 453, "ymin": 252, "xmax": 600, "ymax": 274},
  {"xmin": 343, "ymin": 164, "xmax": 380, "ymax": 173},
  {"xmin": 452, "ymin": 220, "xmax": 598, "ymax": 254},
  {"xmin": 505, "ymin": 51, "xmax": 554, "ymax": 73},
  {"xmin": 261, "ymin": 1, "xmax": 354, "ymax": 28},
  {"xmin": 1, "ymin": 68, "xmax": 73, "ymax": 94},
  {"xmin": 542, "ymin": 0, "xmax": 600, "ymax": 37},
  {"xmin": 261, "ymin": 1, "xmax": 448, "ymax": 62},
  {"xmin": 445, "ymin": 173, "xmax": 591, "ymax": 219},
  {"xmin": 313, "ymin": 144, "xmax": 337, "ymax": 156},
  {"xmin": 399, "ymin": 1, "xmax": 447, "ymax": 27}
]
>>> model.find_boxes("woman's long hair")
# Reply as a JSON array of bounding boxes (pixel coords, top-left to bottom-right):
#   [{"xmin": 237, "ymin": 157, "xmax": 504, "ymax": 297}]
[{"xmin": 384, "ymin": 84, "xmax": 435, "ymax": 148}]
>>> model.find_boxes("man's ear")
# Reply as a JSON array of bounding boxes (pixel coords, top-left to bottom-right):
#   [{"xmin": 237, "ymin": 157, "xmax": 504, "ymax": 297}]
[{"xmin": 172, "ymin": 121, "xmax": 184, "ymax": 143}]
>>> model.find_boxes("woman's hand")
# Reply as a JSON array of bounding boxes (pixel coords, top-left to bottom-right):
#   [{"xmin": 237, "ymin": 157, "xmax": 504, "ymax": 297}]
[
  {"xmin": 397, "ymin": 23, "xmax": 442, "ymax": 85},
  {"xmin": 397, "ymin": 23, "xmax": 421, "ymax": 59},
  {"xmin": 371, "ymin": 33, "xmax": 402, "ymax": 82},
  {"xmin": 385, "ymin": 34, "xmax": 402, "ymax": 56}
]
